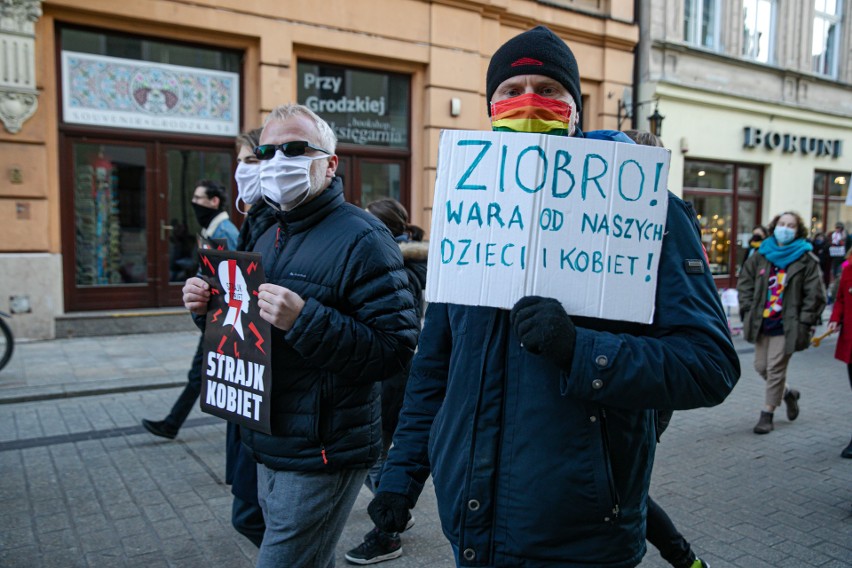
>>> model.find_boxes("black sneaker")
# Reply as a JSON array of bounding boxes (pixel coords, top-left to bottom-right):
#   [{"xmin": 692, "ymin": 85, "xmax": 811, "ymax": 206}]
[
  {"xmin": 345, "ymin": 527, "xmax": 402, "ymax": 565},
  {"xmin": 141, "ymin": 419, "xmax": 178, "ymax": 440}
]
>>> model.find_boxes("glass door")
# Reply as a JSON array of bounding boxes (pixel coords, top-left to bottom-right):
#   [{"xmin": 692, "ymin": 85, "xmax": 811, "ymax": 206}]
[
  {"xmin": 62, "ymin": 138, "xmax": 156, "ymax": 310},
  {"xmin": 159, "ymin": 146, "xmax": 234, "ymax": 305},
  {"xmin": 335, "ymin": 154, "xmax": 407, "ymax": 208},
  {"xmin": 62, "ymin": 136, "xmax": 235, "ymax": 310}
]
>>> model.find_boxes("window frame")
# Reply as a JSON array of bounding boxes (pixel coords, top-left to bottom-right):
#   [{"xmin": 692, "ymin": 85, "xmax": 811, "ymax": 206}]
[
  {"xmin": 742, "ymin": 0, "xmax": 777, "ymax": 63},
  {"xmin": 684, "ymin": 0, "xmax": 721, "ymax": 51},
  {"xmin": 682, "ymin": 159, "xmax": 764, "ymax": 289},
  {"xmin": 812, "ymin": 0, "xmax": 844, "ymax": 77}
]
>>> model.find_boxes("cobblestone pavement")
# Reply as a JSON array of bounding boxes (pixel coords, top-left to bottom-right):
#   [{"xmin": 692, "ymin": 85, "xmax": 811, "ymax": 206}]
[{"xmin": 0, "ymin": 327, "xmax": 849, "ymax": 567}]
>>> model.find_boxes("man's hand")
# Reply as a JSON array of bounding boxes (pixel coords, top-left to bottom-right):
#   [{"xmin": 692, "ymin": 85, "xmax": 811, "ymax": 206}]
[
  {"xmin": 258, "ymin": 283, "xmax": 305, "ymax": 331},
  {"xmin": 828, "ymin": 321, "xmax": 840, "ymax": 333},
  {"xmin": 183, "ymin": 277, "xmax": 211, "ymax": 315},
  {"xmin": 510, "ymin": 296, "xmax": 576, "ymax": 369},
  {"xmin": 368, "ymin": 492, "xmax": 412, "ymax": 534}
]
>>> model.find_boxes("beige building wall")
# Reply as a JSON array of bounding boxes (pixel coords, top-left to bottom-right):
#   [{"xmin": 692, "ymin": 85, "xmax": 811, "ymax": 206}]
[{"xmin": 1, "ymin": 0, "xmax": 637, "ymax": 338}]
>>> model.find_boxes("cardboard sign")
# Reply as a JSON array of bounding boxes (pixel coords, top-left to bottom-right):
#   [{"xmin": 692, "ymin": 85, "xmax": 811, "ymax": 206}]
[
  {"xmin": 426, "ymin": 130, "xmax": 671, "ymax": 324},
  {"xmin": 198, "ymin": 249, "xmax": 272, "ymax": 434}
]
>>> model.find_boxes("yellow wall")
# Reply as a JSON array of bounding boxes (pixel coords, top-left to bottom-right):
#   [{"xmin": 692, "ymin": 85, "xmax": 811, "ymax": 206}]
[{"xmin": 1, "ymin": 0, "xmax": 636, "ymax": 255}]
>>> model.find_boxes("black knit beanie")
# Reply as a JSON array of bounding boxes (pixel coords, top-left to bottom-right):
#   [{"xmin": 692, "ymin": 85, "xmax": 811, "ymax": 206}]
[{"xmin": 486, "ymin": 26, "xmax": 582, "ymax": 118}]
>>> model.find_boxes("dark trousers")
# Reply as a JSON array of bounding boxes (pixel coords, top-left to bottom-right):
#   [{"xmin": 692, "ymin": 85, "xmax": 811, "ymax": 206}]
[
  {"xmin": 646, "ymin": 497, "xmax": 696, "ymax": 568},
  {"xmin": 164, "ymin": 336, "xmax": 204, "ymax": 432},
  {"xmin": 233, "ymin": 495, "xmax": 265, "ymax": 548},
  {"xmin": 846, "ymin": 363, "xmax": 852, "ymax": 391}
]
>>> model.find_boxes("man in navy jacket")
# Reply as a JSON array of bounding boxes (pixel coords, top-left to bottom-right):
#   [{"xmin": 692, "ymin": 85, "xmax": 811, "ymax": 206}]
[
  {"xmin": 183, "ymin": 104, "xmax": 420, "ymax": 567},
  {"xmin": 368, "ymin": 26, "xmax": 740, "ymax": 568}
]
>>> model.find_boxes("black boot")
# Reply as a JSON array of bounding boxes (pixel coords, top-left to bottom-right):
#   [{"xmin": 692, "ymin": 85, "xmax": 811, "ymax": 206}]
[
  {"xmin": 753, "ymin": 411, "xmax": 774, "ymax": 434},
  {"xmin": 142, "ymin": 419, "xmax": 178, "ymax": 439},
  {"xmin": 783, "ymin": 388, "xmax": 800, "ymax": 421},
  {"xmin": 842, "ymin": 436, "xmax": 852, "ymax": 459}
]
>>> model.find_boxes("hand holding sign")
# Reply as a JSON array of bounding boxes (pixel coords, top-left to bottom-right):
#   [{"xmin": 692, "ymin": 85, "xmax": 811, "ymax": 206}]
[
  {"xmin": 183, "ymin": 276, "xmax": 211, "ymax": 314},
  {"xmin": 510, "ymin": 296, "xmax": 576, "ymax": 369},
  {"xmin": 258, "ymin": 283, "xmax": 306, "ymax": 331}
]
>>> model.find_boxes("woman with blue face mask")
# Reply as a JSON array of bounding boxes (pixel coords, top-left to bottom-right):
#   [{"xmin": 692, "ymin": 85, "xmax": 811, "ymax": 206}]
[{"xmin": 737, "ymin": 212, "xmax": 826, "ymax": 434}]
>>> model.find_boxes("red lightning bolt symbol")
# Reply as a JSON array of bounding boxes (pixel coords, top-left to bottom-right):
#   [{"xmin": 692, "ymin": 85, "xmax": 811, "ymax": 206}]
[
  {"xmin": 247, "ymin": 261, "xmax": 258, "ymax": 274},
  {"xmin": 210, "ymin": 287, "xmax": 220, "ymax": 295},
  {"xmin": 217, "ymin": 335, "xmax": 227, "ymax": 355},
  {"xmin": 249, "ymin": 322, "xmax": 265, "ymax": 355},
  {"xmin": 200, "ymin": 254, "xmax": 215, "ymax": 275},
  {"xmin": 211, "ymin": 308, "xmax": 222, "ymax": 323},
  {"xmin": 233, "ymin": 342, "xmax": 240, "ymax": 359}
]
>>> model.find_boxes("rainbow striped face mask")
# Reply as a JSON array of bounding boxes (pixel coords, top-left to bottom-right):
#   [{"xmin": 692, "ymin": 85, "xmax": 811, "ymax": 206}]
[{"xmin": 490, "ymin": 93, "xmax": 572, "ymax": 136}]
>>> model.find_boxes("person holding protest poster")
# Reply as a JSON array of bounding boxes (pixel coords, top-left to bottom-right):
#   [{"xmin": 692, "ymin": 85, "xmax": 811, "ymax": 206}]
[
  {"xmin": 368, "ymin": 25, "xmax": 739, "ymax": 568},
  {"xmin": 142, "ymin": 179, "xmax": 239, "ymax": 441},
  {"xmin": 220, "ymin": 127, "xmax": 277, "ymax": 548},
  {"xmin": 738, "ymin": 211, "xmax": 825, "ymax": 434},
  {"xmin": 345, "ymin": 198, "xmax": 428, "ymax": 565},
  {"xmin": 182, "ymin": 103, "xmax": 419, "ymax": 568}
]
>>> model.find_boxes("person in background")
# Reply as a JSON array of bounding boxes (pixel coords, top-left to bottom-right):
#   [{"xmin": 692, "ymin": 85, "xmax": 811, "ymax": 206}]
[
  {"xmin": 345, "ymin": 197, "xmax": 428, "ymax": 565},
  {"xmin": 828, "ymin": 222, "xmax": 851, "ymax": 281},
  {"xmin": 622, "ymin": 129, "xmax": 710, "ymax": 568},
  {"xmin": 142, "ymin": 179, "xmax": 239, "ymax": 440},
  {"xmin": 810, "ymin": 231, "xmax": 831, "ymax": 293},
  {"xmin": 183, "ymin": 103, "xmax": 420, "ymax": 568},
  {"xmin": 747, "ymin": 225, "xmax": 768, "ymax": 261},
  {"xmin": 224, "ymin": 127, "xmax": 278, "ymax": 547},
  {"xmin": 368, "ymin": 26, "xmax": 739, "ymax": 568},
  {"xmin": 738, "ymin": 212, "xmax": 826, "ymax": 434},
  {"xmin": 825, "ymin": 247, "xmax": 852, "ymax": 459}
]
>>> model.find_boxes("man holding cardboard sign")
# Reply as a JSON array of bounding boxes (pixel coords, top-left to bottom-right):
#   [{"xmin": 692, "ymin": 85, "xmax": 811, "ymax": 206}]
[{"xmin": 368, "ymin": 26, "xmax": 740, "ymax": 568}]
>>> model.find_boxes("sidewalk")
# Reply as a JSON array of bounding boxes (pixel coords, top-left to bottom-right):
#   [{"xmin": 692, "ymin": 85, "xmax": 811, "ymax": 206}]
[
  {"xmin": 1, "ymin": 315, "xmax": 850, "ymax": 567},
  {"xmin": 0, "ymin": 331, "xmax": 202, "ymax": 403}
]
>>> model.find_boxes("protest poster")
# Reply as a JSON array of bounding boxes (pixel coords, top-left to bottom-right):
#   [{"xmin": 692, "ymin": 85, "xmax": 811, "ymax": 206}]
[
  {"xmin": 426, "ymin": 129, "xmax": 671, "ymax": 324},
  {"xmin": 197, "ymin": 248, "xmax": 272, "ymax": 434}
]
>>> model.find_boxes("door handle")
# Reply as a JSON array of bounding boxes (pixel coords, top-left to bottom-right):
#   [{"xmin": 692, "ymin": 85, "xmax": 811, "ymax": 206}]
[{"xmin": 160, "ymin": 220, "xmax": 174, "ymax": 240}]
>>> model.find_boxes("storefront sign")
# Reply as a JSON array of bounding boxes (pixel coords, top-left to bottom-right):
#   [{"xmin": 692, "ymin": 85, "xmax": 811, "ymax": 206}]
[
  {"xmin": 743, "ymin": 127, "xmax": 843, "ymax": 158},
  {"xmin": 426, "ymin": 130, "xmax": 671, "ymax": 324},
  {"xmin": 62, "ymin": 52, "xmax": 239, "ymax": 136},
  {"xmin": 298, "ymin": 62, "xmax": 409, "ymax": 148}
]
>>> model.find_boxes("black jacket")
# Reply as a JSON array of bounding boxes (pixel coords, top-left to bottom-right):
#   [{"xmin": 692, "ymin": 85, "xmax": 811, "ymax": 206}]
[
  {"xmin": 236, "ymin": 200, "xmax": 277, "ymax": 253},
  {"xmin": 242, "ymin": 178, "xmax": 420, "ymax": 471},
  {"xmin": 381, "ymin": 240, "xmax": 428, "ymax": 436}
]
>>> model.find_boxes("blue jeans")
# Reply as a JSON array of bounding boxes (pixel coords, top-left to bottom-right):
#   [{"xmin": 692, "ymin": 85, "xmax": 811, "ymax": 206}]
[{"xmin": 256, "ymin": 464, "xmax": 367, "ymax": 568}]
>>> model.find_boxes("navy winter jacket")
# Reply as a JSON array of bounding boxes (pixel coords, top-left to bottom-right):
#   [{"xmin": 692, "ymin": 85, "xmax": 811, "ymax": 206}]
[
  {"xmin": 378, "ymin": 133, "xmax": 740, "ymax": 567},
  {"xmin": 241, "ymin": 178, "xmax": 420, "ymax": 471}
]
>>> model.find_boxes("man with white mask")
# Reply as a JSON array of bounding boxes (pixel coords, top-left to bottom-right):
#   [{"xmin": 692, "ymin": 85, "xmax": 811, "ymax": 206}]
[{"xmin": 182, "ymin": 103, "xmax": 420, "ymax": 568}]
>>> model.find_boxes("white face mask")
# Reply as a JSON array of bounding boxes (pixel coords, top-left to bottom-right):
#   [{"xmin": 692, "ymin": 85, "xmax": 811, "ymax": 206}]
[
  {"xmin": 234, "ymin": 161, "xmax": 262, "ymax": 214},
  {"xmin": 259, "ymin": 152, "xmax": 328, "ymax": 212}
]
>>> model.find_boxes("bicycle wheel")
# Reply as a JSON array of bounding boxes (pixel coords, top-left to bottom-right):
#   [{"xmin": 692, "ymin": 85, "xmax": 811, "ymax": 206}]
[{"xmin": 0, "ymin": 318, "xmax": 13, "ymax": 371}]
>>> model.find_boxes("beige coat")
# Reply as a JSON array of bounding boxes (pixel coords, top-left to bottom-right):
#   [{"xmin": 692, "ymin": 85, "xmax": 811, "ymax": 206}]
[{"xmin": 737, "ymin": 250, "xmax": 826, "ymax": 354}]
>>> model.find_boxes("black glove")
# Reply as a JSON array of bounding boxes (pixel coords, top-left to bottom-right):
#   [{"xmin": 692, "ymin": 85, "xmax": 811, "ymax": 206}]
[
  {"xmin": 368, "ymin": 492, "xmax": 412, "ymax": 534},
  {"xmin": 510, "ymin": 296, "xmax": 576, "ymax": 369}
]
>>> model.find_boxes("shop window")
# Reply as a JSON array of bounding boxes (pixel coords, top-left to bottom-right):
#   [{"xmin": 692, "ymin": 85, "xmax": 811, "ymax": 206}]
[
  {"xmin": 812, "ymin": 0, "xmax": 842, "ymax": 77},
  {"xmin": 812, "ymin": 170, "xmax": 850, "ymax": 236},
  {"xmin": 684, "ymin": 0, "xmax": 720, "ymax": 51},
  {"xmin": 297, "ymin": 61, "xmax": 411, "ymax": 208},
  {"xmin": 61, "ymin": 27, "xmax": 240, "ymax": 72},
  {"xmin": 742, "ymin": 0, "xmax": 776, "ymax": 63},
  {"xmin": 683, "ymin": 160, "xmax": 763, "ymax": 288}
]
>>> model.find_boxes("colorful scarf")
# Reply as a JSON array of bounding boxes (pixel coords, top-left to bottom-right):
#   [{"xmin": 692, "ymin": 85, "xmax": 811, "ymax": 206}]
[
  {"xmin": 490, "ymin": 93, "xmax": 572, "ymax": 135},
  {"xmin": 758, "ymin": 236, "xmax": 812, "ymax": 269}
]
